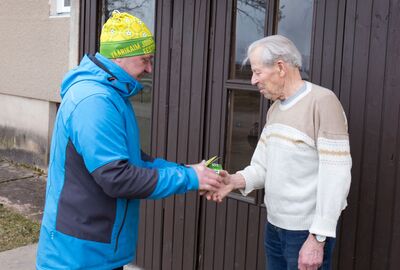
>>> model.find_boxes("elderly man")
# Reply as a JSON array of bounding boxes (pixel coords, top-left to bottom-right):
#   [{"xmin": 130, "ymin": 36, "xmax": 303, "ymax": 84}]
[
  {"xmin": 214, "ymin": 35, "xmax": 352, "ymax": 270},
  {"xmin": 36, "ymin": 11, "xmax": 221, "ymax": 270}
]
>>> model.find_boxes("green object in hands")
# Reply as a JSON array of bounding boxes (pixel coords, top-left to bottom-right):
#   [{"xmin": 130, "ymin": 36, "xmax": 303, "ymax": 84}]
[{"xmin": 205, "ymin": 156, "xmax": 223, "ymax": 172}]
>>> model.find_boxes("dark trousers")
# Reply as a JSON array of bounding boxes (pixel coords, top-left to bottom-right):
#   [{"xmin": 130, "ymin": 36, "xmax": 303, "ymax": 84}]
[
  {"xmin": 264, "ymin": 222, "xmax": 336, "ymax": 270},
  {"xmin": 113, "ymin": 267, "xmax": 123, "ymax": 270}
]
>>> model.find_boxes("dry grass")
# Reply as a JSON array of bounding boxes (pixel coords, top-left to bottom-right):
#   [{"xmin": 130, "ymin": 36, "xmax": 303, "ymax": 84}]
[{"xmin": 0, "ymin": 204, "xmax": 40, "ymax": 252}]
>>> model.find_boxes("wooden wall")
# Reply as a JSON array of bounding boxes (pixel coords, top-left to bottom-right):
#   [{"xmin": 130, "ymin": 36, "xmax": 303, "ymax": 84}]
[
  {"xmin": 79, "ymin": 0, "xmax": 400, "ymax": 269},
  {"xmin": 311, "ymin": 0, "xmax": 400, "ymax": 269}
]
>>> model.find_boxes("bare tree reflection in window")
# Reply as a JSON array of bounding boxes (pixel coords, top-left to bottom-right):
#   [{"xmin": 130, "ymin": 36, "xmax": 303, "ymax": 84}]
[
  {"xmin": 237, "ymin": 0, "xmax": 266, "ymax": 36},
  {"xmin": 277, "ymin": 0, "xmax": 313, "ymax": 79},
  {"xmin": 232, "ymin": 0, "xmax": 266, "ymax": 79},
  {"xmin": 105, "ymin": 0, "xmax": 155, "ymax": 33}
]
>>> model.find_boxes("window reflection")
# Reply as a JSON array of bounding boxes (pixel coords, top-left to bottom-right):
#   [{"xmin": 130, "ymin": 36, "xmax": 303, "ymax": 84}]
[
  {"xmin": 225, "ymin": 90, "xmax": 260, "ymax": 199},
  {"xmin": 130, "ymin": 74, "xmax": 153, "ymax": 153},
  {"xmin": 104, "ymin": 0, "xmax": 155, "ymax": 153},
  {"xmin": 277, "ymin": 0, "xmax": 314, "ymax": 79},
  {"xmin": 231, "ymin": 0, "xmax": 266, "ymax": 80},
  {"xmin": 105, "ymin": 0, "xmax": 155, "ymax": 32}
]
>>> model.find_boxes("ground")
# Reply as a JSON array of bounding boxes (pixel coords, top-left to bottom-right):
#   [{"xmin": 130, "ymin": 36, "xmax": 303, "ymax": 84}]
[
  {"xmin": 0, "ymin": 204, "xmax": 40, "ymax": 252},
  {"xmin": 0, "ymin": 159, "xmax": 45, "ymax": 252}
]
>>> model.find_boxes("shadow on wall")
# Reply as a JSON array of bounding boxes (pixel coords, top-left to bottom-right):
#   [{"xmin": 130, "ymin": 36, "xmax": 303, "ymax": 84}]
[{"xmin": 0, "ymin": 125, "xmax": 47, "ymax": 169}]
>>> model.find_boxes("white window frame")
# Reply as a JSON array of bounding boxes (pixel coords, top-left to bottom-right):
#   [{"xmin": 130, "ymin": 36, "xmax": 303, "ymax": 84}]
[{"xmin": 56, "ymin": 0, "xmax": 71, "ymax": 14}]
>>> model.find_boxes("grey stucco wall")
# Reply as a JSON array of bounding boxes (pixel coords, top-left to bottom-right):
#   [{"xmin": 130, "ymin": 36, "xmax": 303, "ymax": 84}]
[
  {"xmin": 0, "ymin": 0, "xmax": 70, "ymax": 102},
  {"xmin": 0, "ymin": 0, "xmax": 75, "ymax": 168}
]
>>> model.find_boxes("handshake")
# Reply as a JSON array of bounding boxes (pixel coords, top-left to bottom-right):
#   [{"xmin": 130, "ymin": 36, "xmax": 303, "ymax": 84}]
[{"xmin": 189, "ymin": 157, "xmax": 246, "ymax": 202}]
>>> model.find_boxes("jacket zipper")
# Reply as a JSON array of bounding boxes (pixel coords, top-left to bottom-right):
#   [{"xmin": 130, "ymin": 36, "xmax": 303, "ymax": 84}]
[{"xmin": 115, "ymin": 200, "xmax": 129, "ymax": 253}]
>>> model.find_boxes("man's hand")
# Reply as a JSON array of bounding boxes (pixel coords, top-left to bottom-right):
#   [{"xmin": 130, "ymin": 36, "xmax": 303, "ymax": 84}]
[
  {"xmin": 298, "ymin": 234, "xmax": 325, "ymax": 270},
  {"xmin": 190, "ymin": 161, "xmax": 223, "ymax": 192},
  {"xmin": 211, "ymin": 170, "xmax": 235, "ymax": 202},
  {"xmin": 203, "ymin": 171, "xmax": 246, "ymax": 202}
]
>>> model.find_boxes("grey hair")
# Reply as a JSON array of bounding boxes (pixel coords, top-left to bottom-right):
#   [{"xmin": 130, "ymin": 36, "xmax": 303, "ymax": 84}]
[{"xmin": 243, "ymin": 35, "xmax": 302, "ymax": 68}]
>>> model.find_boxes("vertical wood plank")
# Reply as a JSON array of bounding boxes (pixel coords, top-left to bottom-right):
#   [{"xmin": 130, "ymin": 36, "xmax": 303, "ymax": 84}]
[
  {"xmin": 152, "ymin": 201, "xmax": 164, "ymax": 270},
  {"xmin": 310, "ymin": 0, "xmax": 326, "ymax": 84},
  {"xmin": 166, "ymin": 0, "xmax": 184, "ymax": 162},
  {"xmin": 336, "ymin": 1, "xmax": 358, "ymax": 269},
  {"xmin": 186, "ymin": 0, "xmax": 210, "ymax": 165},
  {"xmin": 205, "ymin": 0, "xmax": 229, "ymax": 157},
  {"xmin": 144, "ymin": 200, "xmax": 155, "ymax": 269},
  {"xmin": 257, "ymin": 208, "xmax": 267, "ymax": 270},
  {"xmin": 234, "ymin": 202, "xmax": 249, "ymax": 270},
  {"xmin": 371, "ymin": 0, "xmax": 400, "ymax": 268},
  {"xmin": 389, "ymin": 109, "xmax": 400, "ymax": 270},
  {"xmin": 162, "ymin": 196, "xmax": 176, "ymax": 270},
  {"xmin": 182, "ymin": 0, "xmax": 211, "ymax": 268},
  {"xmin": 349, "ymin": 1, "xmax": 375, "ymax": 269},
  {"xmin": 152, "ymin": 0, "xmax": 172, "ymax": 158},
  {"xmin": 245, "ymin": 205, "xmax": 260, "ymax": 270},
  {"xmin": 202, "ymin": 201, "xmax": 217, "ymax": 270},
  {"xmin": 366, "ymin": 0, "xmax": 392, "ymax": 268},
  {"xmin": 213, "ymin": 199, "xmax": 228, "ymax": 270},
  {"xmin": 135, "ymin": 201, "xmax": 146, "ymax": 266},
  {"xmin": 172, "ymin": 194, "xmax": 186, "ymax": 270},
  {"xmin": 320, "ymin": 0, "xmax": 339, "ymax": 91},
  {"xmin": 387, "ymin": 1, "xmax": 400, "ymax": 269},
  {"xmin": 182, "ymin": 192, "xmax": 200, "ymax": 270},
  {"xmin": 333, "ymin": 0, "xmax": 347, "ymax": 97},
  {"xmin": 224, "ymin": 199, "xmax": 238, "ymax": 270}
]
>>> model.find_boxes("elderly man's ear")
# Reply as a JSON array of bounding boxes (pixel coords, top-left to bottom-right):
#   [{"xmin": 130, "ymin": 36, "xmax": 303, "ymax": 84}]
[{"xmin": 275, "ymin": 60, "xmax": 286, "ymax": 77}]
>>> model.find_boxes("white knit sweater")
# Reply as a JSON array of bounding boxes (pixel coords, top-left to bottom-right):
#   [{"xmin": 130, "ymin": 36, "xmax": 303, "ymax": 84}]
[{"xmin": 238, "ymin": 81, "xmax": 352, "ymax": 237}]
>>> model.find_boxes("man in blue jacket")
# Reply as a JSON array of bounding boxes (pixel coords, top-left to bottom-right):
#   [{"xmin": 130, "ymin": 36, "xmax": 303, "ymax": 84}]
[{"xmin": 36, "ymin": 11, "xmax": 222, "ymax": 270}]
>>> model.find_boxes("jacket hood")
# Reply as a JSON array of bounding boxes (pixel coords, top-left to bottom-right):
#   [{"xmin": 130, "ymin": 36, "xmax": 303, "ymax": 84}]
[{"xmin": 60, "ymin": 53, "xmax": 143, "ymax": 99}]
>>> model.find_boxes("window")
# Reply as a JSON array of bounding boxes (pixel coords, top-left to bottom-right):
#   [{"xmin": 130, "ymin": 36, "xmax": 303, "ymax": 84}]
[
  {"xmin": 104, "ymin": 0, "xmax": 155, "ymax": 153},
  {"xmin": 223, "ymin": 0, "xmax": 315, "ymax": 204},
  {"xmin": 56, "ymin": 0, "xmax": 71, "ymax": 14},
  {"xmin": 231, "ymin": 0, "xmax": 267, "ymax": 80},
  {"xmin": 225, "ymin": 90, "xmax": 260, "ymax": 202},
  {"xmin": 276, "ymin": 0, "xmax": 314, "ymax": 79},
  {"xmin": 104, "ymin": 0, "xmax": 155, "ymax": 33}
]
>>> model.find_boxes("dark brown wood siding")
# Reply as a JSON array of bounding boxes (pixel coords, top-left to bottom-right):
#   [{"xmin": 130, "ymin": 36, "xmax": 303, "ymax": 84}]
[
  {"xmin": 311, "ymin": 0, "xmax": 400, "ymax": 269},
  {"xmin": 80, "ymin": 0, "xmax": 400, "ymax": 269},
  {"xmin": 78, "ymin": 0, "xmax": 102, "ymax": 59},
  {"xmin": 136, "ymin": 1, "xmax": 212, "ymax": 269}
]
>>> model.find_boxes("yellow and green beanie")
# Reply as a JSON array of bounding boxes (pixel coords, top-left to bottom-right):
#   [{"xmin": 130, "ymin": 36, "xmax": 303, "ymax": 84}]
[{"xmin": 100, "ymin": 10, "xmax": 155, "ymax": 59}]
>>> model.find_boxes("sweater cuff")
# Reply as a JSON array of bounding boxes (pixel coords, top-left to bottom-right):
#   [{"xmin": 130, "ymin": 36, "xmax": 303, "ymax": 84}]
[
  {"xmin": 309, "ymin": 215, "xmax": 338, "ymax": 238},
  {"xmin": 236, "ymin": 171, "xmax": 254, "ymax": 196}
]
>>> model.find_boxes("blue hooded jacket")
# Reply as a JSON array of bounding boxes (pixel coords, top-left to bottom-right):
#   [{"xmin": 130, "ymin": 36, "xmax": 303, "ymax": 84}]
[{"xmin": 36, "ymin": 53, "xmax": 198, "ymax": 270}]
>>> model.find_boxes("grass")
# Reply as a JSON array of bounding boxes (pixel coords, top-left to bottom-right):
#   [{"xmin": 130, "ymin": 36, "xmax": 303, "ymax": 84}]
[{"xmin": 0, "ymin": 204, "xmax": 40, "ymax": 252}]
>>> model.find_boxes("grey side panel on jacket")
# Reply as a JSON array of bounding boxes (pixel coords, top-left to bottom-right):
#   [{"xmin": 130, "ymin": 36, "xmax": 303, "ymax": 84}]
[
  {"xmin": 91, "ymin": 158, "xmax": 158, "ymax": 199},
  {"xmin": 56, "ymin": 140, "xmax": 116, "ymax": 243},
  {"xmin": 141, "ymin": 150, "xmax": 155, "ymax": 162}
]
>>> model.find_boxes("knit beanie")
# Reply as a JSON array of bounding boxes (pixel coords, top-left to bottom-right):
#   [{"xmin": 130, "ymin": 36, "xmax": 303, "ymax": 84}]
[{"xmin": 100, "ymin": 10, "xmax": 155, "ymax": 59}]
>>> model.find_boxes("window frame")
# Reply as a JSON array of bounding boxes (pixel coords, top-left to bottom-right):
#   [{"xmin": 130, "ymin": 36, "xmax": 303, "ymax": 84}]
[{"xmin": 56, "ymin": 0, "xmax": 71, "ymax": 14}]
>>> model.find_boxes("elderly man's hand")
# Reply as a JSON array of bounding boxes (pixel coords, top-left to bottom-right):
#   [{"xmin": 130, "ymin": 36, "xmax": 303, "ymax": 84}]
[
  {"xmin": 298, "ymin": 234, "xmax": 325, "ymax": 270},
  {"xmin": 190, "ymin": 161, "xmax": 222, "ymax": 192},
  {"xmin": 200, "ymin": 171, "xmax": 246, "ymax": 202},
  {"xmin": 210, "ymin": 170, "xmax": 235, "ymax": 202}
]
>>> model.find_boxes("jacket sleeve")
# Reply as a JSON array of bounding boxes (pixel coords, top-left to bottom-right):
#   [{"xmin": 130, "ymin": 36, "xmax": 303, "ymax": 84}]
[
  {"xmin": 91, "ymin": 159, "xmax": 198, "ymax": 199},
  {"xmin": 141, "ymin": 150, "xmax": 181, "ymax": 168},
  {"xmin": 69, "ymin": 94, "xmax": 198, "ymax": 199}
]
